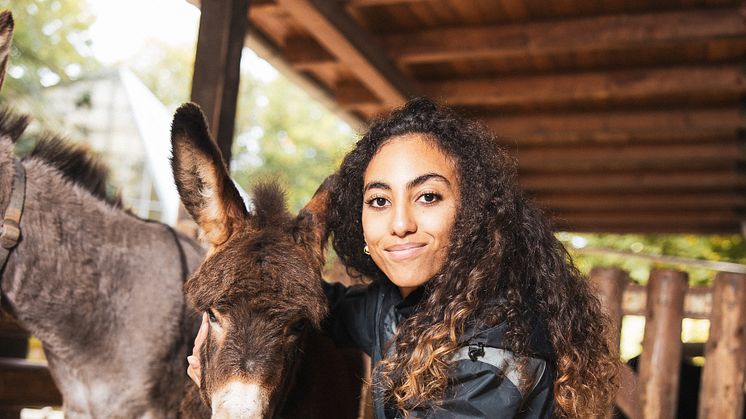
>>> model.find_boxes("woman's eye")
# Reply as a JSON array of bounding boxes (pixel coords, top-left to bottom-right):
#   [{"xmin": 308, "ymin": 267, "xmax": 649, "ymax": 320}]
[
  {"xmin": 207, "ymin": 309, "xmax": 218, "ymax": 323},
  {"xmin": 418, "ymin": 193, "xmax": 440, "ymax": 204},
  {"xmin": 366, "ymin": 196, "xmax": 389, "ymax": 208}
]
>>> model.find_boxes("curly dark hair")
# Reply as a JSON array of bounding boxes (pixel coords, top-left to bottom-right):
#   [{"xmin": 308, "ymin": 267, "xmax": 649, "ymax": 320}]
[{"xmin": 328, "ymin": 98, "xmax": 619, "ymax": 417}]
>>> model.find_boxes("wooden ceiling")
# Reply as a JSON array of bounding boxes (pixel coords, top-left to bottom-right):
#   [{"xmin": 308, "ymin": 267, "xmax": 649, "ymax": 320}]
[{"xmin": 211, "ymin": 0, "xmax": 746, "ymax": 234}]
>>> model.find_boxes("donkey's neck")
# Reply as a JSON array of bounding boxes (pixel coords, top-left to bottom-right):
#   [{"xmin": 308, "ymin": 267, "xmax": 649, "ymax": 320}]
[
  {"xmin": 1, "ymin": 157, "xmax": 203, "ymax": 417},
  {"xmin": 0, "ymin": 139, "xmax": 16, "ymax": 218}
]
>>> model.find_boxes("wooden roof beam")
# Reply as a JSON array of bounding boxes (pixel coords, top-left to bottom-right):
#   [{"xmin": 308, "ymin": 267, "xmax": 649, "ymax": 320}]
[
  {"xmin": 382, "ymin": 7, "xmax": 746, "ymax": 64},
  {"xmin": 520, "ymin": 170, "xmax": 746, "ymax": 192},
  {"xmin": 484, "ymin": 109, "xmax": 745, "ymax": 139},
  {"xmin": 533, "ymin": 192, "xmax": 746, "ymax": 211},
  {"xmin": 277, "ymin": 0, "xmax": 417, "ymax": 105},
  {"xmin": 343, "ymin": 0, "xmax": 428, "ymax": 7},
  {"xmin": 554, "ymin": 210, "xmax": 743, "ymax": 227},
  {"xmin": 425, "ymin": 65, "xmax": 745, "ymax": 108},
  {"xmin": 496, "ymin": 126, "xmax": 739, "ymax": 147},
  {"xmin": 554, "ymin": 220, "xmax": 740, "ymax": 235},
  {"xmin": 513, "ymin": 141, "xmax": 745, "ymax": 171},
  {"xmin": 284, "ymin": 36, "xmax": 337, "ymax": 69}
]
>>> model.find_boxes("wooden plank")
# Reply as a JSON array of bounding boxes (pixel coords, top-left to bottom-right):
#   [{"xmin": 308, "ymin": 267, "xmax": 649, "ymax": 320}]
[
  {"xmin": 497, "ymin": 126, "xmax": 738, "ymax": 147},
  {"xmin": 514, "ymin": 141, "xmax": 743, "ymax": 171},
  {"xmin": 343, "ymin": 0, "xmax": 428, "ymax": 6},
  {"xmin": 620, "ymin": 284, "xmax": 712, "ymax": 320},
  {"xmin": 637, "ymin": 270, "xmax": 688, "ymax": 419},
  {"xmin": 698, "ymin": 272, "xmax": 746, "ymax": 419},
  {"xmin": 616, "ymin": 364, "xmax": 640, "ymax": 419},
  {"xmin": 382, "ymin": 7, "xmax": 746, "ymax": 63},
  {"xmin": 561, "ymin": 223, "xmax": 739, "ymax": 234},
  {"xmin": 0, "ymin": 358, "xmax": 61, "ymax": 408},
  {"xmin": 277, "ymin": 0, "xmax": 417, "ymax": 105},
  {"xmin": 424, "ymin": 65, "xmax": 745, "ymax": 108},
  {"xmin": 590, "ymin": 267, "xmax": 628, "ymax": 418},
  {"xmin": 520, "ymin": 169, "xmax": 746, "ymax": 192},
  {"xmin": 554, "ymin": 210, "xmax": 742, "ymax": 228},
  {"xmin": 557, "ymin": 221, "xmax": 739, "ymax": 235},
  {"xmin": 190, "ymin": 0, "xmax": 250, "ymax": 165},
  {"xmin": 534, "ymin": 192, "xmax": 746, "ymax": 211},
  {"xmin": 284, "ymin": 35, "xmax": 337, "ymax": 69},
  {"xmin": 483, "ymin": 109, "xmax": 745, "ymax": 139}
]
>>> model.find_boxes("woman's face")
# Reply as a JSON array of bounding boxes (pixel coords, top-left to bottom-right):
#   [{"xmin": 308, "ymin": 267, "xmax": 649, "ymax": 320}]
[{"xmin": 362, "ymin": 134, "xmax": 460, "ymax": 297}]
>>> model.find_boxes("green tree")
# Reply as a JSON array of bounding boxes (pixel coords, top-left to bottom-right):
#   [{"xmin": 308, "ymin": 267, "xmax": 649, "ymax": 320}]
[
  {"xmin": 128, "ymin": 37, "xmax": 195, "ymax": 109},
  {"xmin": 230, "ymin": 66, "xmax": 353, "ymax": 212},
  {"xmin": 0, "ymin": 0, "xmax": 99, "ymax": 112},
  {"xmin": 561, "ymin": 232, "xmax": 746, "ymax": 285}
]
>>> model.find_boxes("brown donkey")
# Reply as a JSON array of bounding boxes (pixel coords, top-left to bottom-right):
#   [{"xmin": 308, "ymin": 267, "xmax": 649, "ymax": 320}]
[{"xmin": 171, "ymin": 103, "xmax": 363, "ymax": 418}]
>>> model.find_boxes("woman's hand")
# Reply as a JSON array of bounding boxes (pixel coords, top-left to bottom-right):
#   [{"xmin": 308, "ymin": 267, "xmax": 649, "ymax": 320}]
[{"xmin": 186, "ymin": 312, "xmax": 209, "ymax": 387}]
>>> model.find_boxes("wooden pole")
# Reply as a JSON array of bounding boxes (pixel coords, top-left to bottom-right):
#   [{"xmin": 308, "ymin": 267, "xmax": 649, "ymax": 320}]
[
  {"xmin": 638, "ymin": 269, "xmax": 688, "ymax": 419},
  {"xmin": 590, "ymin": 267, "xmax": 630, "ymax": 418},
  {"xmin": 190, "ymin": 0, "xmax": 250, "ymax": 166},
  {"xmin": 697, "ymin": 272, "xmax": 746, "ymax": 419},
  {"xmin": 590, "ymin": 267, "xmax": 628, "ymax": 353}
]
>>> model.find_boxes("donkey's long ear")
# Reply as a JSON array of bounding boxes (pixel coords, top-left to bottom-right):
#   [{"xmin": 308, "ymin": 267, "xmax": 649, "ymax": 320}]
[
  {"xmin": 294, "ymin": 174, "xmax": 336, "ymax": 252},
  {"xmin": 0, "ymin": 11, "xmax": 14, "ymax": 92},
  {"xmin": 171, "ymin": 103, "xmax": 248, "ymax": 248}
]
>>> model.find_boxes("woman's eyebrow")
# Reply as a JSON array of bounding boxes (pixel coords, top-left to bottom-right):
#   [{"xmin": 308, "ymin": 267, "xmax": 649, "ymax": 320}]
[
  {"xmin": 363, "ymin": 181, "xmax": 390, "ymax": 193},
  {"xmin": 363, "ymin": 173, "xmax": 450, "ymax": 193},
  {"xmin": 407, "ymin": 173, "xmax": 450, "ymax": 189}
]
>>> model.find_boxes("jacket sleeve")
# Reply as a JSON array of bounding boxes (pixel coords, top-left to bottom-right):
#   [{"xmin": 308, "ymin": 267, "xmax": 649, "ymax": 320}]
[
  {"xmin": 411, "ymin": 346, "xmax": 554, "ymax": 419},
  {"xmin": 321, "ymin": 280, "xmax": 376, "ymax": 355}
]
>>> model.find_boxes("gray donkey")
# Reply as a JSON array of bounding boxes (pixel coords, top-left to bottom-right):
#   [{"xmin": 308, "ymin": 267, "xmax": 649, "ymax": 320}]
[{"xmin": 0, "ymin": 11, "xmax": 206, "ymax": 417}]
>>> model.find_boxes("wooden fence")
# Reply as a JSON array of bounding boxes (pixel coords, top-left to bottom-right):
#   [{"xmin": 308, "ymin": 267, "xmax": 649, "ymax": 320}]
[{"xmin": 592, "ymin": 267, "xmax": 746, "ymax": 419}]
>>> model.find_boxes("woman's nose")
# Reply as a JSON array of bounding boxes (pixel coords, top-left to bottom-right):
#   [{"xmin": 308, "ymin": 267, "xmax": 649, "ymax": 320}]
[{"xmin": 391, "ymin": 202, "xmax": 416, "ymax": 237}]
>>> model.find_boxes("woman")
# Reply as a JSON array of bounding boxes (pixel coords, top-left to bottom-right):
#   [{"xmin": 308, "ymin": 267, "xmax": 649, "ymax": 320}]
[{"xmin": 188, "ymin": 98, "xmax": 618, "ymax": 418}]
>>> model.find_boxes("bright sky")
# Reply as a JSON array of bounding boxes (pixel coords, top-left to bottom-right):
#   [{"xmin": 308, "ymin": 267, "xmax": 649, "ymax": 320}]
[{"xmin": 87, "ymin": 0, "xmax": 277, "ymax": 81}]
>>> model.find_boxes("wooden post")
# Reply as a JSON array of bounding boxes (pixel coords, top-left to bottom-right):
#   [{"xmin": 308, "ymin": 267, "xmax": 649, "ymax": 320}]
[
  {"xmin": 590, "ymin": 267, "xmax": 631, "ymax": 418},
  {"xmin": 590, "ymin": 267, "xmax": 628, "ymax": 353},
  {"xmin": 190, "ymin": 0, "xmax": 250, "ymax": 166},
  {"xmin": 638, "ymin": 269, "xmax": 688, "ymax": 419},
  {"xmin": 697, "ymin": 272, "xmax": 746, "ymax": 419}
]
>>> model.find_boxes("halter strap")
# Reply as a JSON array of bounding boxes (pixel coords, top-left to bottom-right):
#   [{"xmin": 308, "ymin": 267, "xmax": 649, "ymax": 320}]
[{"xmin": 0, "ymin": 159, "xmax": 26, "ymax": 273}]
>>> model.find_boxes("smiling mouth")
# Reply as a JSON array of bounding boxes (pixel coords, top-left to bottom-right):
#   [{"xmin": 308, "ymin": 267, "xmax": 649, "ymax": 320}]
[{"xmin": 385, "ymin": 243, "xmax": 427, "ymax": 261}]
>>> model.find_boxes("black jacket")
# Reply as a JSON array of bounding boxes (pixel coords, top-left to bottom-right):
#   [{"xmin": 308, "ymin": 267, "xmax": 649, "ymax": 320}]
[{"xmin": 323, "ymin": 279, "xmax": 556, "ymax": 419}]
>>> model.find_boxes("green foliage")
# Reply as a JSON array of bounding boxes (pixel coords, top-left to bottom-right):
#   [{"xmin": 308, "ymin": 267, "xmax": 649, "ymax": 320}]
[
  {"xmin": 230, "ymin": 72, "xmax": 353, "ymax": 212},
  {"xmin": 560, "ymin": 232, "xmax": 746, "ymax": 285},
  {"xmin": 128, "ymin": 37, "xmax": 195, "ymax": 108},
  {"xmin": 0, "ymin": 0, "xmax": 99, "ymax": 111}
]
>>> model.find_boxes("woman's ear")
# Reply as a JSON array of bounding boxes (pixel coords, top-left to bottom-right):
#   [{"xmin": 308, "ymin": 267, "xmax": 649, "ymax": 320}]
[{"xmin": 171, "ymin": 103, "xmax": 249, "ymax": 249}]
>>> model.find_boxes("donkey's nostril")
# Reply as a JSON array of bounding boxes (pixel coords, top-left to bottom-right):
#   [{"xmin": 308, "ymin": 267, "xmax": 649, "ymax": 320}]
[{"xmin": 211, "ymin": 380, "xmax": 268, "ymax": 419}]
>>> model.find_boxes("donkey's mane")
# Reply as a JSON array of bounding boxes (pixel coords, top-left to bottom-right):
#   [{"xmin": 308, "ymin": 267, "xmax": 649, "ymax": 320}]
[
  {"xmin": 251, "ymin": 182, "xmax": 290, "ymax": 227},
  {"xmin": 0, "ymin": 106, "xmax": 29, "ymax": 142},
  {"xmin": 26, "ymin": 135, "xmax": 124, "ymax": 208},
  {"xmin": 0, "ymin": 106, "xmax": 124, "ymax": 208}
]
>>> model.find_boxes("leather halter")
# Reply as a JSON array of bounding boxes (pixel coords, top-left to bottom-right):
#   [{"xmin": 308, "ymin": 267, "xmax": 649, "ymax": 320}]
[{"xmin": 0, "ymin": 159, "xmax": 26, "ymax": 274}]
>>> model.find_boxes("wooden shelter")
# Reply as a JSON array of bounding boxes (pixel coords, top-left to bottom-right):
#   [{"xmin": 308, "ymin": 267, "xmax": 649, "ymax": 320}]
[{"xmin": 188, "ymin": 0, "xmax": 746, "ymax": 235}]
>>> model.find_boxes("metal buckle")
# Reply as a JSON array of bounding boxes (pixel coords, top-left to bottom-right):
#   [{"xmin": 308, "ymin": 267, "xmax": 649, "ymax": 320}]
[
  {"xmin": 0, "ymin": 219, "xmax": 20, "ymax": 249},
  {"xmin": 468, "ymin": 341, "xmax": 486, "ymax": 361}
]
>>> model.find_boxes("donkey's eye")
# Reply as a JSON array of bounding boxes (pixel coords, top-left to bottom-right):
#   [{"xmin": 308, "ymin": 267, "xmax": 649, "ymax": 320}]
[
  {"xmin": 207, "ymin": 309, "xmax": 218, "ymax": 324},
  {"xmin": 287, "ymin": 320, "xmax": 307, "ymax": 336}
]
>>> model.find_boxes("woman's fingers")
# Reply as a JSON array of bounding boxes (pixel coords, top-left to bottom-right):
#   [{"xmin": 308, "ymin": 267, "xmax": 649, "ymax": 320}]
[{"xmin": 186, "ymin": 312, "xmax": 210, "ymax": 387}]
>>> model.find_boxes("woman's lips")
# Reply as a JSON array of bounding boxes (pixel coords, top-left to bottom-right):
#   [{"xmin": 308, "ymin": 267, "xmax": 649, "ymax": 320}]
[{"xmin": 384, "ymin": 243, "xmax": 426, "ymax": 261}]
